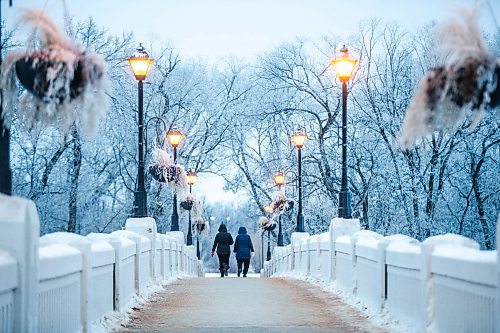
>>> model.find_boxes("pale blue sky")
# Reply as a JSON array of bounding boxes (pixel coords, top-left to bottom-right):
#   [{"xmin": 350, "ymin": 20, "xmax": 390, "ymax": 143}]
[{"xmin": 4, "ymin": 0, "xmax": 499, "ymax": 62}]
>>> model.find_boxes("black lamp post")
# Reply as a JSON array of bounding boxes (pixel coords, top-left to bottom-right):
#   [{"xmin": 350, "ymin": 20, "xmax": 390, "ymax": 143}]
[
  {"xmin": 291, "ymin": 129, "xmax": 307, "ymax": 232},
  {"xmin": 264, "ymin": 205, "xmax": 273, "ymax": 261},
  {"xmin": 273, "ymin": 171, "xmax": 286, "ymax": 246},
  {"xmin": 331, "ymin": 45, "xmax": 357, "ymax": 219},
  {"xmin": 167, "ymin": 127, "xmax": 184, "ymax": 231},
  {"xmin": 0, "ymin": 1, "xmax": 13, "ymax": 196},
  {"xmin": 186, "ymin": 169, "xmax": 197, "ymax": 245},
  {"xmin": 128, "ymin": 44, "xmax": 154, "ymax": 217}
]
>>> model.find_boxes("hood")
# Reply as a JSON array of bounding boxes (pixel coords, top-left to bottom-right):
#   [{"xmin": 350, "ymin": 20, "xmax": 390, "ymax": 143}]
[
  {"xmin": 218, "ymin": 224, "xmax": 227, "ymax": 232},
  {"xmin": 238, "ymin": 227, "xmax": 247, "ymax": 235}
]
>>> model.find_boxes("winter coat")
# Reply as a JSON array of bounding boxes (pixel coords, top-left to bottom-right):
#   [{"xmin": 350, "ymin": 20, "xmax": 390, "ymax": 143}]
[
  {"xmin": 212, "ymin": 224, "xmax": 234, "ymax": 255},
  {"xmin": 233, "ymin": 226, "xmax": 254, "ymax": 260}
]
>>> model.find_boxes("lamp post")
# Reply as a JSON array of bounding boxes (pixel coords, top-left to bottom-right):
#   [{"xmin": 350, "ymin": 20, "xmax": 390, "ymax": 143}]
[
  {"xmin": 331, "ymin": 45, "xmax": 357, "ymax": 219},
  {"xmin": 166, "ymin": 127, "xmax": 184, "ymax": 231},
  {"xmin": 291, "ymin": 129, "xmax": 307, "ymax": 232},
  {"xmin": 128, "ymin": 43, "xmax": 154, "ymax": 217},
  {"xmin": 264, "ymin": 205, "xmax": 273, "ymax": 262},
  {"xmin": 0, "ymin": 2, "xmax": 15, "ymax": 196},
  {"xmin": 186, "ymin": 169, "xmax": 197, "ymax": 246},
  {"xmin": 273, "ymin": 171, "xmax": 286, "ymax": 246}
]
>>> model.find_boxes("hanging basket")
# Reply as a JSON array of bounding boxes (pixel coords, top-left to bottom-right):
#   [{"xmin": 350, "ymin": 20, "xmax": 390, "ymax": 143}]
[
  {"xmin": 15, "ymin": 51, "xmax": 85, "ymax": 103},
  {"xmin": 180, "ymin": 200, "xmax": 193, "ymax": 211},
  {"xmin": 264, "ymin": 224, "xmax": 276, "ymax": 232},
  {"xmin": 164, "ymin": 165, "xmax": 177, "ymax": 182},
  {"xmin": 149, "ymin": 165, "xmax": 166, "ymax": 183},
  {"xmin": 195, "ymin": 223, "xmax": 206, "ymax": 233}
]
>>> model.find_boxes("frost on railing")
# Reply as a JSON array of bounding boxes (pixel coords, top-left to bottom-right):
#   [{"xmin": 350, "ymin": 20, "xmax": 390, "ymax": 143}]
[
  {"xmin": 38, "ymin": 244, "xmax": 82, "ymax": 333},
  {"xmin": 263, "ymin": 217, "xmax": 500, "ymax": 333},
  {"xmin": 0, "ymin": 194, "xmax": 204, "ymax": 333},
  {"xmin": 0, "ymin": 250, "xmax": 16, "ymax": 333}
]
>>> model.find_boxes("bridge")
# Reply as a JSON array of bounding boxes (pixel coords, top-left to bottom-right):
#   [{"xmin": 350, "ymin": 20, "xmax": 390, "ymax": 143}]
[{"xmin": 0, "ymin": 194, "xmax": 499, "ymax": 332}]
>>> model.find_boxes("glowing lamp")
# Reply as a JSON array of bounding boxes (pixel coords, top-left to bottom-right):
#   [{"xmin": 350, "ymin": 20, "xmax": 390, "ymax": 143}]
[
  {"xmin": 128, "ymin": 43, "xmax": 154, "ymax": 81},
  {"xmin": 186, "ymin": 170, "xmax": 198, "ymax": 185},
  {"xmin": 273, "ymin": 171, "xmax": 286, "ymax": 187},
  {"xmin": 167, "ymin": 127, "xmax": 184, "ymax": 148},
  {"xmin": 291, "ymin": 129, "xmax": 307, "ymax": 149},
  {"xmin": 331, "ymin": 45, "xmax": 357, "ymax": 83},
  {"xmin": 264, "ymin": 205, "xmax": 273, "ymax": 214}
]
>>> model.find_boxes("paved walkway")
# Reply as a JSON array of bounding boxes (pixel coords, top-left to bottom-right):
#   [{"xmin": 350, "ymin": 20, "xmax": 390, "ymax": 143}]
[{"xmin": 115, "ymin": 275, "xmax": 388, "ymax": 333}]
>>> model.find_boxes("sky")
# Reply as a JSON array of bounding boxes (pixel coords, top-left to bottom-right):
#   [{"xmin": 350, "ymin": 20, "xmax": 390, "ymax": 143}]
[
  {"xmin": 3, "ymin": 0, "xmax": 499, "ymax": 202},
  {"xmin": 4, "ymin": 0, "xmax": 499, "ymax": 62}
]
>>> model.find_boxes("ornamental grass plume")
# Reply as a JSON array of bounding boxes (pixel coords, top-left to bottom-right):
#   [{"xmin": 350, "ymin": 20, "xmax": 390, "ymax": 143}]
[
  {"xmin": 397, "ymin": 7, "xmax": 499, "ymax": 149},
  {"xmin": 0, "ymin": 9, "xmax": 110, "ymax": 134}
]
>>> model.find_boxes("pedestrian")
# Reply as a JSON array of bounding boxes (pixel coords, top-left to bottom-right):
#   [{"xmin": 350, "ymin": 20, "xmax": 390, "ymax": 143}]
[
  {"xmin": 233, "ymin": 226, "xmax": 254, "ymax": 277},
  {"xmin": 211, "ymin": 223, "xmax": 233, "ymax": 277}
]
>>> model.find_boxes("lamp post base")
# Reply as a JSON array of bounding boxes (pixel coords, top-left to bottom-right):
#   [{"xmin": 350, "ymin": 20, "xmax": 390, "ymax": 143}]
[
  {"xmin": 133, "ymin": 190, "xmax": 147, "ymax": 218},
  {"xmin": 196, "ymin": 237, "xmax": 200, "ymax": 260},
  {"xmin": 266, "ymin": 230, "xmax": 272, "ymax": 261},
  {"xmin": 277, "ymin": 233, "xmax": 284, "ymax": 247},
  {"xmin": 171, "ymin": 193, "xmax": 179, "ymax": 231},
  {"xmin": 0, "ymin": 121, "xmax": 12, "ymax": 195},
  {"xmin": 277, "ymin": 215, "xmax": 283, "ymax": 246},
  {"xmin": 187, "ymin": 211, "xmax": 192, "ymax": 245},
  {"xmin": 296, "ymin": 214, "xmax": 305, "ymax": 233},
  {"xmin": 338, "ymin": 190, "xmax": 352, "ymax": 219}
]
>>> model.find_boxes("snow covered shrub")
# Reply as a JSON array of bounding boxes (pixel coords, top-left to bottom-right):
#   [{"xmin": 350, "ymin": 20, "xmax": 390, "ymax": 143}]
[
  {"xmin": 149, "ymin": 147, "xmax": 188, "ymax": 193},
  {"xmin": 398, "ymin": 8, "xmax": 499, "ymax": 149},
  {"xmin": 193, "ymin": 219, "xmax": 210, "ymax": 236},
  {"xmin": 258, "ymin": 216, "xmax": 276, "ymax": 232},
  {"xmin": 0, "ymin": 10, "xmax": 110, "ymax": 133},
  {"xmin": 180, "ymin": 194, "xmax": 203, "ymax": 221},
  {"xmin": 270, "ymin": 190, "xmax": 294, "ymax": 216}
]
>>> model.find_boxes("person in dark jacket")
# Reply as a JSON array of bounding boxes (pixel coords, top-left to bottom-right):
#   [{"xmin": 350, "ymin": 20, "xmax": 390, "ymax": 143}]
[
  {"xmin": 211, "ymin": 223, "xmax": 234, "ymax": 277},
  {"xmin": 233, "ymin": 226, "xmax": 254, "ymax": 277}
]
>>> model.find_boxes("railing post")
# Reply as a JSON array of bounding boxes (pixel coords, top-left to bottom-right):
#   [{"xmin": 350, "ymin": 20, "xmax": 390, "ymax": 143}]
[
  {"xmin": 0, "ymin": 194, "xmax": 39, "ymax": 333},
  {"xmin": 39, "ymin": 233, "xmax": 93, "ymax": 333},
  {"xmin": 420, "ymin": 235, "xmax": 479, "ymax": 332},
  {"xmin": 112, "ymin": 231, "xmax": 144, "ymax": 295},
  {"xmin": 329, "ymin": 217, "xmax": 360, "ymax": 284},
  {"xmin": 125, "ymin": 217, "xmax": 157, "ymax": 280}
]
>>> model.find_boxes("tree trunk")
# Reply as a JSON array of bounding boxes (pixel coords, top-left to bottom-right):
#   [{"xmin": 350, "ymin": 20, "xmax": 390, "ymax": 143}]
[{"xmin": 67, "ymin": 127, "xmax": 82, "ymax": 234}]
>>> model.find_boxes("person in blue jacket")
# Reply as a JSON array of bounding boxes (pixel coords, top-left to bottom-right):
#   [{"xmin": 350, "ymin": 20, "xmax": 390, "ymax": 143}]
[{"xmin": 233, "ymin": 226, "xmax": 254, "ymax": 277}]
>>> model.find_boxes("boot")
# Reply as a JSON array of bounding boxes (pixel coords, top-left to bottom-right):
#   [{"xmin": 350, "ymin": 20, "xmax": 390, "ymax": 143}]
[
  {"xmin": 237, "ymin": 267, "xmax": 242, "ymax": 277},
  {"xmin": 224, "ymin": 264, "xmax": 229, "ymax": 276}
]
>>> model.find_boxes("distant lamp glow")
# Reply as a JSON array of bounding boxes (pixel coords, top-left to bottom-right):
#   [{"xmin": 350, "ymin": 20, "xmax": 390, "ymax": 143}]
[
  {"xmin": 264, "ymin": 205, "xmax": 273, "ymax": 214},
  {"xmin": 167, "ymin": 127, "xmax": 184, "ymax": 148},
  {"xmin": 273, "ymin": 171, "xmax": 286, "ymax": 187},
  {"xmin": 186, "ymin": 170, "xmax": 198, "ymax": 185},
  {"xmin": 128, "ymin": 44, "xmax": 154, "ymax": 81},
  {"xmin": 331, "ymin": 45, "xmax": 357, "ymax": 83},
  {"xmin": 291, "ymin": 129, "xmax": 307, "ymax": 149}
]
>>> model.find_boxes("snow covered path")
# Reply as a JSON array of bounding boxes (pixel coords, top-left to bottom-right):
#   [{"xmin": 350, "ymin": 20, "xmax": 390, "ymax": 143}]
[{"xmin": 115, "ymin": 275, "xmax": 388, "ymax": 333}]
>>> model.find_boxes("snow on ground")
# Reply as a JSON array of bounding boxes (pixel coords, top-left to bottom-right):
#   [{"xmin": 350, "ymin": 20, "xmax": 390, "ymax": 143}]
[
  {"xmin": 91, "ymin": 275, "xmax": 192, "ymax": 333},
  {"xmin": 273, "ymin": 272, "xmax": 415, "ymax": 333}
]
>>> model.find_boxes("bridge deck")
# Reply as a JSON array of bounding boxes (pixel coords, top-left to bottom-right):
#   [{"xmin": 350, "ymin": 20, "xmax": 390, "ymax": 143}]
[{"xmin": 115, "ymin": 276, "xmax": 387, "ymax": 333}]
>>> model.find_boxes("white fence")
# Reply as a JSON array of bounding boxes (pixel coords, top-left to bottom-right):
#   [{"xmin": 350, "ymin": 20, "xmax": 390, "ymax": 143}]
[
  {"xmin": 262, "ymin": 217, "xmax": 500, "ymax": 333},
  {"xmin": 0, "ymin": 194, "xmax": 204, "ymax": 333}
]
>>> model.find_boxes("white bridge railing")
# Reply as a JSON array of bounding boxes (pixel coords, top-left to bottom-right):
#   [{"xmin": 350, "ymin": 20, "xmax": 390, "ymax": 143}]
[
  {"xmin": 262, "ymin": 218, "xmax": 500, "ymax": 333},
  {"xmin": 0, "ymin": 194, "xmax": 204, "ymax": 333}
]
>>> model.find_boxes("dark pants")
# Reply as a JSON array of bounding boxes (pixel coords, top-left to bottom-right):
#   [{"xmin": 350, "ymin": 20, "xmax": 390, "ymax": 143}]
[
  {"xmin": 217, "ymin": 253, "xmax": 230, "ymax": 274},
  {"xmin": 237, "ymin": 259, "xmax": 250, "ymax": 275}
]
